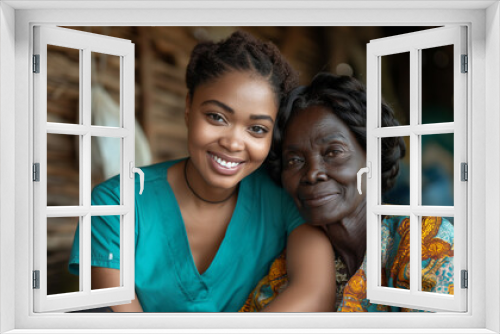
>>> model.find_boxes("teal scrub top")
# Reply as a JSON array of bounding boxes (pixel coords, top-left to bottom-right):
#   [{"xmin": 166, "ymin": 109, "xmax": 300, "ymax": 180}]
[{"xmin": 69, "ymin": 159, "xmax": 305, "ymax": 312}]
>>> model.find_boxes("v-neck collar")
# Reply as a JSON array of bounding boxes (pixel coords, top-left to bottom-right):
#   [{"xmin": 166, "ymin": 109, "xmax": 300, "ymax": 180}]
[{"xmin": 156, "ymin": 160, "xmax": 255, "ymax": 301}]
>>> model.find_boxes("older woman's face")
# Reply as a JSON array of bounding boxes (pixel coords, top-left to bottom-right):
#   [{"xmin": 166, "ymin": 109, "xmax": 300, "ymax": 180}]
[{"xmin": 281, "ymin": 105, "xmax": 366, "ymax": 225}]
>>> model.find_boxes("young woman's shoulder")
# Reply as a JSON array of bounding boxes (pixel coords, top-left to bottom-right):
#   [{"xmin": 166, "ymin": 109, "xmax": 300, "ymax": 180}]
[
  {"xmin": 91, "ymin": 159, "xmax": 183, "ymax": 201},
  {"xmin": 139, "ymin": 159, "xmax": 180, "ymax": 182}
]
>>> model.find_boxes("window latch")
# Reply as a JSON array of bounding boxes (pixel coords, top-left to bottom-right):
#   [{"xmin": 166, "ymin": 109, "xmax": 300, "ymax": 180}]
[
  {"xmin": 129, "ymin": 162, "xmax": 144, "ymax": 195},
  {"xmin": 357, "ymin": 162, "xmax": 372, "ymax": 195}
]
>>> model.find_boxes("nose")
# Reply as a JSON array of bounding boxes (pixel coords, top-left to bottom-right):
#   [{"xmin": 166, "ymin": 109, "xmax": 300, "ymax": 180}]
[
  {"xmin": 219, "ymin": 128, "xmax": 245, "ymax": 152},
  {"xmin": 302, "ymin": 158, "xmax": 328, "ymax": 184}
]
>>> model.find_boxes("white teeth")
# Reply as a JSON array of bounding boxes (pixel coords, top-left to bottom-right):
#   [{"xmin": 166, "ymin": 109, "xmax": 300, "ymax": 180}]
[{"xmin": 211, "ymin": 154, "xmax": 240, "ymax": 169}]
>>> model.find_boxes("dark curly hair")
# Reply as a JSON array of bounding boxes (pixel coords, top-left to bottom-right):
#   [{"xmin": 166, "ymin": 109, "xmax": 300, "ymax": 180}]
[
  {"xmin": 186, "ymin": 30, "xmax": 299, "ymax": 104},
  {"xmin": 268, "ymin": 72, "xmax": 406, "ymax": 193}
]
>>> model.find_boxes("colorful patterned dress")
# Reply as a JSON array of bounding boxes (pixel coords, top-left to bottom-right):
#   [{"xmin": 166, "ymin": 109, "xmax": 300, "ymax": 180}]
[{"xmin": 240, "ymin": 216, "xmax": 454, "ymax": 312}]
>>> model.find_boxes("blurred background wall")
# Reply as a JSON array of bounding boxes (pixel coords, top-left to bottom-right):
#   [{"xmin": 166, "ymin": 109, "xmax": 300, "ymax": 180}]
[{"xmin": 45, "ymin": 26, "xmax": 454, "ymax": 296}]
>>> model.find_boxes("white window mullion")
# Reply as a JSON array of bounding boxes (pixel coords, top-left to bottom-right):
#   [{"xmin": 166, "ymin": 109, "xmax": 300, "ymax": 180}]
[
  {"xmin": 78, "ymin": 47, "xmax": 84, "ymax": 294},
  {"xmin": 372, "ymin": 126, "xmax": 412, "ymax": 138},
  {"xmin": 365, "ymin": 42, "xmax": 380, "ymax": 296},
  {"xmin": 372, "ymin": 123, "xmax": 454, "ymax": 138},
  {"xmin": 121, "ymin": 44, "xmax": 135, "ymax": 293},
  {"xmin": 81, "ymin": 47, "xmax": 92, "ymax": 295},
  {"xmin": 373, "ymin": 205, "xmax": 455, "ymax": 217},
  {"xmin": 82, "ymin": 214, "xmax": 91, "ymax": 294},
  {"xmin": 409, "ymin": 47, "xmax": 420, "ymax": 297},
  {"xmin": 46, "ymin": 206, "xmax": 129, "ymax": 217},
  {"xmin": 373, "ymin": 205, "xmax": 411, "ymax": 216},
  {"xmin": 46, "ymin": 123, "xmax": 131, "ymax": 137},
  {"xmin": 81, "ymin": 132, "xmax": 91, "ymax": 295},
  {"xmin": 413, "ymin": 122, "xmax": 454, "ymax": 135}
]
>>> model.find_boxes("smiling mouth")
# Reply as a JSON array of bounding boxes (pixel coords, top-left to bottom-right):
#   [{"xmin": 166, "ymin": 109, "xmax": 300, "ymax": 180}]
[
  {"xmin": 209, "ymin": 153, "xmax": 243, "ymax": 169},
  {"xmin": 301, "ymin": 194, "xmax": 339, "ymax": 207}
]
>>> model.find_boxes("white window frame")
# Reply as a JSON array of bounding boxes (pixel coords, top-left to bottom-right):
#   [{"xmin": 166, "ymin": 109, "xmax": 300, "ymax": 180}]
[
  {"xmin": 365, "ymin": 26, "xmax": 467, "ymax": 312},
  {"xmin": 0, "ymin": 1, "xmax": 499, "ymax": 333},
  {"xmin": 33, "ymin": 26, "xmax": 136, "ymax": 312}
]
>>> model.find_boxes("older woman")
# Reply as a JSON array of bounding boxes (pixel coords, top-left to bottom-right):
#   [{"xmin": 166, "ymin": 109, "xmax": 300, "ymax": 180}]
[{"xmin": 241, "ymin": 73, "xmax": 454, "ymax": 312}]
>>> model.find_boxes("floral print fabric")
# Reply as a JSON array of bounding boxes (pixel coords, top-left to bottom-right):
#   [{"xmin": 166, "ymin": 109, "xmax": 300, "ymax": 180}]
[{"xmin": 240, "ymin": 216, "xmax": 454, "ymax": 312}]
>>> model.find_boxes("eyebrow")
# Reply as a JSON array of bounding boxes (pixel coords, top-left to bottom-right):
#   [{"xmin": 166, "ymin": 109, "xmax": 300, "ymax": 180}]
[
  {"xmin": 250, "ymin": 114, "xmax": 274, "ymax": 123},
  {"xmin": 284, "ymin": 133, "xmax": 348, "ymax": 152},
  {"xmin": 201, "ymin": 100, "xmax": 234, "ymax": 113},
  {"xmin": 201, "ymin": 99, "xmax": 274, "ymax": 123},
  {"xmin": 320, "ymin": 133, "xmax": 348, "ymax": 144}
]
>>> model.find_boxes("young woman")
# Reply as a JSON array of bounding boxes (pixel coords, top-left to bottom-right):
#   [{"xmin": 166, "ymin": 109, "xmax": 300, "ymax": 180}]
[
  {"xmin": 68, "ymin": 31, "xmax": 336, "ymax": 312},
  {"xmin": 242, "ymin": 73, "xmax": 454, "ymax": 312}
]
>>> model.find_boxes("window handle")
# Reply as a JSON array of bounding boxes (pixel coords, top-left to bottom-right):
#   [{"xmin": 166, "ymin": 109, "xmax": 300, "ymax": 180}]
[
  {"xmin": 129, "ymin": 162, "xmax": 144, "ymax": 195},
  {"xmin": 357, "ymin": 162, "xmax": 371, "ymax": 195}
]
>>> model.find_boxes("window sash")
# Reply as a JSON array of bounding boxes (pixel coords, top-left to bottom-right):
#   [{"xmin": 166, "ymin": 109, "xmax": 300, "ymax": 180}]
[
  {"xmin": 33, "ymin": 25, "xmax": 136, "ymax": 313},
  {"xmin": 366, "ymin": 26, "xmax": 467, "ymax": 312}
]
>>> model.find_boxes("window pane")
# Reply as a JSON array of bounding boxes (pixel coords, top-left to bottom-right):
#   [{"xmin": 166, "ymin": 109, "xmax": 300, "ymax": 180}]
[
  {"xmin": 421, "ymin": 133, "xmax": 454, "ymax": 206},
  {"xmin": 421, "ymin": 45, "xmax": 454, "ymax": 124},
  {"xmin": 381, "ymin": 136, "xmax": 410, "ymax": 205},
  {"xmin": 91, "ymin": 215, "xmax": 121, "ymax": 290},
  {"xmin": 420, "ymin": 216, "xmax": 454, "ymax": 295},
  {"xmin": 91, "ymin": 52, "xmax": 121, "ymax": 127},
  {"xmin": 91, "ymin": 136, "xmax": 121, "ymax": 204},
  {"xmin": 381, "ymin": 52, "xmax": 410, "ymax": 127},
  {"xmin": 47, "ymin": 217, "xmax": 80, "ymax": 295},
  {"xmin": 47, "ymin": 134, "xmax": 80, "ymax": 206},
  {"xmin": 47, "ymin": 45, "xmax": 80, "ymax": 124},
  {"xmin": 381, "ymin": 215, "xmax": 410, "ymax": 290}
]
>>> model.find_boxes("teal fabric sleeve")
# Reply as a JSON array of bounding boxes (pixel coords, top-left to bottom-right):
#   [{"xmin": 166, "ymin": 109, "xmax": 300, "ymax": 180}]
[{"xmin": 68, "ymin": 178, "xmax": 122, "ymax": 275}]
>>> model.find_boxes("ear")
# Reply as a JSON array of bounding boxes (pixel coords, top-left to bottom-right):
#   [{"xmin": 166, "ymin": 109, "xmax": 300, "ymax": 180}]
[{"xmin": 184, "ymin": 94, "xmax": 191, "ymax": 126}]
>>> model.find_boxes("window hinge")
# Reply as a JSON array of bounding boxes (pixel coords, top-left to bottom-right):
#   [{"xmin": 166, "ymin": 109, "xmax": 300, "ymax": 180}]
[
  {"xmin": 33, "ymin": 54, "xmax": 40, "ymax": 73},
  {"xmin": 33, "ymin": 163, "xmax": 40, "ymax": 182},
  {"xmin": 461, "ymin": 162, "xmax": 468, "ymax": 181},
  {"xmin": 461, "ymin": 54, "xmax": 468, "ymax": 73},
  {"xmin": 461, "ymin": 270, "xmax": 468, "ymax": 289},
  {"xmin": 33, "ymin": 270, "xmax": 40, "ymax": 289}
]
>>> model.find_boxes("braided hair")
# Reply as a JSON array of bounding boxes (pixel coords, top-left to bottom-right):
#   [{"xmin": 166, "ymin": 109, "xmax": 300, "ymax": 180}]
[
  {"xmin": 269, "ymin": 72, "xmax": 406, "ymax": 193},
  {"xmin": 186, "ymin": 30, "xmax": 299, "ymax": 105}
]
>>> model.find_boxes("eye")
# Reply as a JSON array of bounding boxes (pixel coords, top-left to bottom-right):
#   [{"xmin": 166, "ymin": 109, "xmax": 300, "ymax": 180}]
[
  {"xmin": 249, "ymin": 125, "xmax": 269, "ymax": 135},
  {"xmin": 206, "ymin": 113, "xmax": 226, "ymax": 124},
  {"xmin": 284, "ymin": 156, "xmax": 304, "ymax": 168},
  {"xmin": 326, "ymin": 150, "xmax": 342, "ymax": 157},
  {"xmin": 325, "ymin": 148, "xmax": 345, "ymax": 158}
]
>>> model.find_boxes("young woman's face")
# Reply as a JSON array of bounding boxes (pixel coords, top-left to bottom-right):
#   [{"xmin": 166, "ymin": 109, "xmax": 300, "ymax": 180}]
[
  {"xmin": 281, "ymin": 106, "xmax": 366, "ymax": 225},
  {"xmin": 185, "ymin": 70, "xmax": 278, "ymax": 190}
]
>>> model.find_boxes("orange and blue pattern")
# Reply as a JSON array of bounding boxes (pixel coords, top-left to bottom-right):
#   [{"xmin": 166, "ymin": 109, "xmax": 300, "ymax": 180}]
[{"xmin": 240, "ymin": 216, "xmax": 454, "ymax": 312}]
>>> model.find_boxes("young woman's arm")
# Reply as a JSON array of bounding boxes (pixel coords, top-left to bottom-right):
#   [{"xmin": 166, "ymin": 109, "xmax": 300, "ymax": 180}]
[
  {"xmin": 91, "ymin": 267, "xmax": 144, "ymax": 312},
  {"xmin": 262, "ymin": 224, "xmax": 336, "ymax": 312}
]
